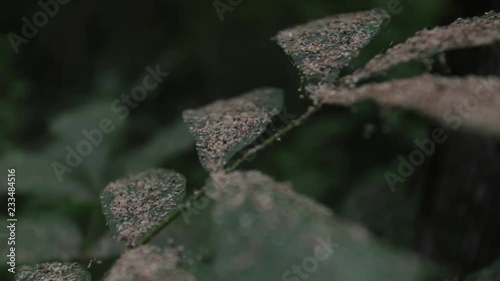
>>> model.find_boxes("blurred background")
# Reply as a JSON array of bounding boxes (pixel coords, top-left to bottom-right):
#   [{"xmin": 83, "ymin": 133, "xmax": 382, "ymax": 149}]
[{"xmin": 1, "ymin": 0, "xmax": 499, "ymax": 280}]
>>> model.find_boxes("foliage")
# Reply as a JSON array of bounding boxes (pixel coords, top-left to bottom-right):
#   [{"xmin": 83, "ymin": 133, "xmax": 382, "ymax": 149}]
[{"xmin": 10, "ymin": 8, "xmax": 500, "ymax": 281}]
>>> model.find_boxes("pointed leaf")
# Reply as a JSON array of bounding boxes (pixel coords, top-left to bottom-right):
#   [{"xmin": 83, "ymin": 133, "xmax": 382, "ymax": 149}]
[
  {"xmin": 344, "ymin": 11, "xmax": 500, "ymax": 85},
  {"xmin": 104, "ymin": 245, "xmax": 196, "ymax": 281},
  {"xmin": 274, "ymin": 9, "xmax": 389, "ymax": 84},
  {"xmin": 314, "ymin": 74, "xmax": 500, "ymax": 136},
  {"xmin": 209, "ymin": 171, "xmax": 441, "ymax": 281},
  {"xmin": 16, "ymin": 262, "xmax": 91, "ymax": 281},
  {"xmin": 183, "ymin": 88, "xmax": 283, "ymax": 172},
  {"xmin": 100, "ymin": 169, "xmax": 186, "ymax": 247},
  {"xmin": 119, "ymin": 120, "xmax": 194, "ymax": 174}
]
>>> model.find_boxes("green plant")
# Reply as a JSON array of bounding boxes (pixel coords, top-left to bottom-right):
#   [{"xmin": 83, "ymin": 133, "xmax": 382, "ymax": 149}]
[{"xmin": 14, "ymin": 9, "xmax": 500, "ymax": 281}]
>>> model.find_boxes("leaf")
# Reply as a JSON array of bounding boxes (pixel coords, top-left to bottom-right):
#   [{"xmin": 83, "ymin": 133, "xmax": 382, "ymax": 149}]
[
  {"xmin": 85, "ymin": 233, "xmax": 125, "ymax": 260},
  {"xmin": 208, "ymin": 171, "xmax": 441, "ymax": 281},
  {"xmin": 274, "ymin": 9, "xmax": 390, "ymax": 84},
  {"xmin": 100, "ymin": 168, "xmax": 186, "ymax": 247},
  {"xmin": 119, "ymin": 120, "xmax": 194, "ymax": 174},
  {"xmin": 183, "ymin": 88, "xmax": 284, "ymax": 172},
  {"xmin": 344, "ymin": 11, "xmax": 500, "ymax": 85},
  {"xmin": 313, "ymin": 74, "xmax": 500, "ymax": 136},
  {"xmin": 104, "ymin": 245, "xmax": 196, "ymax": 281},
  {"xmin": 50, "ymin": 101, "xmax": 124, "ymax": 145},
  {"xmin": 0, "ymin": 151, "xmax": 92, "ymax": 202},
  {"xmin": 16, "ymin": 262, "xmax": 91, "ymax": 281},
  {"xmin": 14, "ymin": 216, "xmax": 82, "ymax": 264},
  {"xmin": 49, "ymin": 100, "xmax": 126, "ymax": 187},
  {"xmin": 465, "ymin": 258, "xmax": 500, "ymax": 281},
  {"xmin": 340, "ymin": 169, "xmax": 421, "ymax": 249}
]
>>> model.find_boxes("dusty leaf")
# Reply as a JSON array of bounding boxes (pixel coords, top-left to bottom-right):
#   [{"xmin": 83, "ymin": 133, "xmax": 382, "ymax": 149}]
[
  {"xmin": 104, "ymin": 245, "xmax": 196, "ymax": 281},
  {"xmin": 183, "ymin": 88, "xmax": 283, "ymax": 172},
  {"xmin": 274, "ymin": 9, "xmax": 389, "ymax": 84},
  {"xmin": 208, "ymin": 171, "xmax": 441, "ymax": 281},
  {"xmin": 344, "ymin": 11, "xmax": 500, "ymax": 85},
  {"xmin": 16, "ymin": 262, "xmax": 91, "ymax": 281},
  {"xmin": 314, "ymin": 74, "xmax": 500, "ymax": 136},
  {"xmin": 100, "ymin": 169, "xmax": 186, "ymax": 247}
]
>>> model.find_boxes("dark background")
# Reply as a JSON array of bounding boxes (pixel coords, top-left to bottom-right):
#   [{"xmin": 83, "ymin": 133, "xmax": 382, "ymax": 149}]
[{"xmin": 1, "ymin": 0, "xmax": 499, "ymax": 280}]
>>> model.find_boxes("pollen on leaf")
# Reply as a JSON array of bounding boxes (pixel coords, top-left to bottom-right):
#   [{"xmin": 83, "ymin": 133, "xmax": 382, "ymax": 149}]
[
  {"xmin": 100, "ymin": 169, "xmax": 186, "ymax": 247},
  {"xmin": 183, "ymin": 88, "xmax": 284, "ymax": 172}
]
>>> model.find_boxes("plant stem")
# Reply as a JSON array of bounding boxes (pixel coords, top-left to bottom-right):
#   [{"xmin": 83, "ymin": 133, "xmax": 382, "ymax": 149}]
[
  {"xmin": 227, "ymin": 105, "xmax": 320, "ymax": 172},
  {"xmin": 139, "ymin": 105, "xmax": 320, "ymax": 245},
  {"xmin": 139, "ymin": 189, "xmax": 206, "ymax": 245}
]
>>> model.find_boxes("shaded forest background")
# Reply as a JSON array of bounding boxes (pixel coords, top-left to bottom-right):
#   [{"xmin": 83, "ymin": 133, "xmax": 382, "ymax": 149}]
[{"xmin": 1, "ymin": 0, "xmax": 500, "ymax": 280}]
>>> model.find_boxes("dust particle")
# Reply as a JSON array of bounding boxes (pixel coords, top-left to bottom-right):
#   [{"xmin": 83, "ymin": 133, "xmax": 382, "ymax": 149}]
[
  {"xmin": 274, "ymin": 9, "xmax": 390, "ymax": 84},
  {"xmin": 101, "ymin": 169, "xmax": 186, "ymax": 247},
  {"xmin": 183, "ymin": 88, "xmax": 283, "ymax": 172}
]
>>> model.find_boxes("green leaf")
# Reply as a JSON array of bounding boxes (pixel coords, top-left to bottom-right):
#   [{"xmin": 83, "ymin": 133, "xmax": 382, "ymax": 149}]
[
  {"xmin": 313, "ymin": 74, "xmax": 500, "ymax": 136},
  {"xmin": 274, "ymin": 9, "xmax": 389, "ymax": 85},
  {"xmin": 8, "ymin": 215, "xmax": 82, "ymax": 264},
  {"xmin": 0, "ymin": 151, "xmax": 92, "ymax": 202},
  {"xmin": 209, "ymin": 171, "xmax": 442, "ymax": 281},
  {"xmin": 340, "ymin": 169, "xmax": 421, "ymax": 249},
  {"xmin": 104, "ymin": 245, "xmax": 196, "ymax": 281},
  {"xmin": 49, "ymin": 100, "xmax": 126, "ymax": 187},
  {"xmin": 183, "ymin": 88, "xmax": 284, "ymax": 172},
  {"xmin": 119, "ymin": 120, "xmax": 194, "ymax": 174},
  {"xmin": 100, "ymin": 168, "xmax": 186, "ymax": 247},
  {"xmin": 50, "ymin": 101, "xmax": 124, "ymax": 144},
  {"xmin": 465, "ymin": 258, "xmax": 500, "ymax": 281},
  {"xmin": 16, "ymin": 262, "xmax": 91, "ymax": 281},
  {"xmin": 344, "ymin": 11, "xmax": 500, "ymax": 85},
  {"xmin": 85, "ymin": 233, "xmax": 124, "ymax": 260}
]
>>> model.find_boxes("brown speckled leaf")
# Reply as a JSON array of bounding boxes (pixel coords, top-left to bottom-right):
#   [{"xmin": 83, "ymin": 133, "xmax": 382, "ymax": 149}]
[
  {"xmin": 183, "ymin": 88, "xmax": 283, "ymax": 172},
  {"xmin": 101, "ymin": 169, "xmax": 186, "ymax": 247},
  {"xmin": 274, "ymin": 9, "xmax": 390, "ymax": 84},
  {"xmin": 16, "ymin": 262, "xmax": 91, "ymax": 281},
  {"xmin": 343, "ymin": 11, "xmax": 500, "ymax": 85},
  {"xmin": 104, "ymin": 245, "xmax": 196, "ymax": 281},
  {"xmin": 209, "ymin": 171, "xmax": 441, "ymax": 281},
  {"xmin": 314, "ymin": 74, "xmax": 500, "ymax": 136}
]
